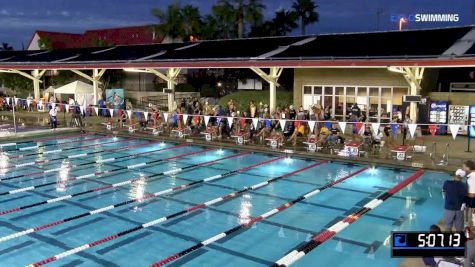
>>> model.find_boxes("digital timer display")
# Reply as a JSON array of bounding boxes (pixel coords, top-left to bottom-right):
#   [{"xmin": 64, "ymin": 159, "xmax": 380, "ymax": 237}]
[{"xmin": 391, "ymin": 232, "xmax": 466, "ymax": 257}]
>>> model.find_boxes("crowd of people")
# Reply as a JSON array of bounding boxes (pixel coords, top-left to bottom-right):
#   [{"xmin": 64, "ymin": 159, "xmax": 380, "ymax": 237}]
[{"xmin": 134, "ymin": 97, "xmax": 413, "ymax": 151}]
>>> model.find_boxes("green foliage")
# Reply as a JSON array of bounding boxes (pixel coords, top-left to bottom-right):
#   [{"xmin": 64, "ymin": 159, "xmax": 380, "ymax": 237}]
[
  {"xmin": 218, "ymin": 90, "xmax": 293, "ymax": 111},
  {"xmin": 0, "ymin": 73, "xmax": 32, "ymax": 97},
  {"xmin": 0, "ymin": 42, "xmax": 13, "ymax": 51},
  {"xmin": 175, "ymin": 83, "xmax": 195, "ymax": 92},
  {"xmin": 200, "ymin": 84, "xmax": 218, "ymax": 97},
  {"xmin": 102, "ymin": 69, "xmax": 125, "ymax": 89},
  {"xmin": 50, "ymin": 70, "xmax": 75, "ymax": 86},
  {"xmin": 292, "ymin": 0, "xmax": 319, "ymax": 35},
  {"xmin": 250, "ymin": 9, "xmax": 298, "ymax": 37},
  {"xmin": 152, "ymin": 3, "xmax": 203, "ymax": 41},
  {"xmin": 38, "ymin": 37, "xmax": 52, "ymax": 50}
]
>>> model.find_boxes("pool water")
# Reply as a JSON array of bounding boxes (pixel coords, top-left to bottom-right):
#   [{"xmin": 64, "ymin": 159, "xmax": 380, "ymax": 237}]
[{"xmin": 0, "ymin": 134, "xmax": 448, "ymax": 267}]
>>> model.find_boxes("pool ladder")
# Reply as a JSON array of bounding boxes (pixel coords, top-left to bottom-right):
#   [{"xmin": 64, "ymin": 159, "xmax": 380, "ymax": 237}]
[
  {"xmin": 429, "ymin": 142, "xmax": 436, "ymax": 162},
  {"xmin": 438, "ymin": 143, "xmax": 449, "ymax": 166}
]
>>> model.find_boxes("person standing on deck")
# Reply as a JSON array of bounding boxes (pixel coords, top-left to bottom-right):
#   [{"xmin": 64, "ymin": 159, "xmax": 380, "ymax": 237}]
[
  {"xmin": 442, "ymin": 171, "xmax": 467, "ymax": 231},
  {"xmin": 463, "ymin": 160, "xmax": 475, "ymax": 227}
]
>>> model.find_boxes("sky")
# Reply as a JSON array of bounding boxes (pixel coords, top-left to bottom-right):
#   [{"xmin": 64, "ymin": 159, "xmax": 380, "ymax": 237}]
[{"xmin": 0, "ymin": 0, "xmax": 473, "ymax": 49}]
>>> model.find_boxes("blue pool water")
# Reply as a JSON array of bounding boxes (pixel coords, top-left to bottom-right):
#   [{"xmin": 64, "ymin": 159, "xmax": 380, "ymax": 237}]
[{"xmin": 0, "ymin": 134, "xmax": 448, "ymax": 266}]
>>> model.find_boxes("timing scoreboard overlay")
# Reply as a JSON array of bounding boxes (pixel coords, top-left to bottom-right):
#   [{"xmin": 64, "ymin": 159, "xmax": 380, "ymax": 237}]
[{"xmin": 391, "ymin": 231, "xmax": 466, "ymax": 257}]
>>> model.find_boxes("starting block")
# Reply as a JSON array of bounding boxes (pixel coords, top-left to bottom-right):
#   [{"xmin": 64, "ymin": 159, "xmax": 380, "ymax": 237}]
[
  {"xmin": 201, "ymin": 128, "xmax": 216, "ymax": 142},
  {"xmin": 147, "ymin": 127, "xmax": 163, "ymax": 136},
  {"xmin": 303, "ymin": 136, "xmax": 321, "ymax": 152},
  {"xmin": 231, "ymin": 132, "xmax": 249, "ymax": 145},
  {"xmin": 126, "ymin": 124, "xmax": 138, "ymax": 133},
  {"xmin": 101, "ymin": 122, "xmax": 116, "ymax": 131},
  {"xmin": 172, "ymin": 128, "xmax": 190, "ymax": 139},
  {"xmin": 266, "ymin": 135, "xmax": 283, "ymax": 149}
]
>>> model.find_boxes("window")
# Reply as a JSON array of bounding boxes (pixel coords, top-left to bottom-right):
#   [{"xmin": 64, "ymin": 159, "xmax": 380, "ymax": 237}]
[{"xmin": 303, "ymin": 86, "xmax": 312, "ymax": 94}]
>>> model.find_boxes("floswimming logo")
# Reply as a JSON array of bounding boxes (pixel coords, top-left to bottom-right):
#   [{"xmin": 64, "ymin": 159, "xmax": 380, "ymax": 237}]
[{"xmin": 390, "ymin": 13, "xmax": 460, "ymax": 23}]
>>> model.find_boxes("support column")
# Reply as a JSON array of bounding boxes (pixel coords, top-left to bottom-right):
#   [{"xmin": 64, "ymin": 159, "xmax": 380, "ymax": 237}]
[
  {"xmin": 250, "ymin": 67, "xmax": 283, "ymax": 112},
  {"xmin": 92, "ymin": 69, "xmax": 99, "ymax": 104},
  {"xmin": 387, "ymin": 66, "xmax": 424, "ymax": 123},
  {"xmin": 32, "ymin": 69, "xmax": 40, "ymax": 100},
  {"xmin": 167, "ymin": 68, "xmax": 179, "ymax": 112}
]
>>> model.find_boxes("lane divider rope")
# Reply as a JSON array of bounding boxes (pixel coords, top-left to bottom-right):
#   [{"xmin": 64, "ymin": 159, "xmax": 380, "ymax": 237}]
[
  {"xmin": 0, "ymin": 133, "xmax": 91, "ymax": 148},
  {"xmin": 0, "ymin": 151, "xmax": 249, "ymax": 216},
  {"xmin": 147, "ymin": 165, "xmax": 370, "ymax": 267},
  {"xmin": 8, "ymin": 135, "xmax": 111, "ymax": 159},
  {"xmin": 26, "ymin": 160, "xmax": 328, "ymax": 266},
  {"xmin": 2, "ymin": 152, "xmax": 281, "ymax": 245},
  {"xmin": 0, "ymin": 141, "xmax": 181, "ymax": 182},
  {"xmin": 0, "ymin": 145, "xmax": 208, "ymax": 196},
  {"xmin": 272, "ymin": 169, "xmax": 426, "ymax": 267}
]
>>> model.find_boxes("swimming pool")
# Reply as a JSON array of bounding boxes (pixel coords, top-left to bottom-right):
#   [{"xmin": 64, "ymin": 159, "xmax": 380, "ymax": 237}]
[{"xmin": 0, "ymin": 133, "xmax": 448, "ymax": 267}]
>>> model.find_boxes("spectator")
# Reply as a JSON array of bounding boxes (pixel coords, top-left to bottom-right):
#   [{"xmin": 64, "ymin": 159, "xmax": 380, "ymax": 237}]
[
  {"xmin": 464, "ymin": 160, "xmax": 475, "ymax": 227},
  {"xmin": 442, "ymin": 172, "xmax": 467, "ymax": 231}
]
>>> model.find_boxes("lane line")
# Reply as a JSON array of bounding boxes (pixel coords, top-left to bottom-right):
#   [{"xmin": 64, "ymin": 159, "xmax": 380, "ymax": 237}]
[
  {"xmin": 0, "ymin": 141, "xmax": 183, "ymax": 182},
  {"xmin": 25, "ymin": 160, "xmax": 328, "ymax": 266},
  {"xmin": 8, "ymin": 135, "xmax": 112, "ymax": 159},
  {"xmin": 3, "ymin": 153, "xmax": 280, "ymax": 245},
  {"xmin": 0, "ymin": 133, "xmax": 91, "ymax": 148},
  {"xmin": 272, "ymin": 169, "xmax": 425, "ymax": 267},
  {"xmin": 0, "ymin": 150, "xmax": 246, "ymax": 215},
  {"xmin": 0, "ymin": 145, "xmax": 210, "ymax": 196},
  {"xmin": 146, "ymin": 165, "xmax": 370, "ymax": 267}
]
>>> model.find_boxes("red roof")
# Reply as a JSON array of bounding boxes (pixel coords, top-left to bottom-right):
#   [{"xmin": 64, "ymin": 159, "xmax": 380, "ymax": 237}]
[
  {"xmin": 31, "ymin": 31, "xmax": 83, "ymax": 49},
  {"xmin": 29, "ymin": 25, "xmax": 163, "ymax": 50}
]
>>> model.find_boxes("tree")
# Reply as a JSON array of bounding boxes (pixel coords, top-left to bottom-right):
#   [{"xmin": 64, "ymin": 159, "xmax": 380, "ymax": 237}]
[
  {"xmin": 211, "ymin": 1, "xmax": 238, "ymax": 39},
  {"xmin": 249, "ymin": 9, "xmax": 298, "ymax": 37},
  {"xmin": 0, "ymin": 42, "xmax": 13, "ymax": 51},
  {"xmin": 0, "ymin": 73, "xmax": 32, "ymax": 97},
  {"xmin": 37, "ymin": 37, "xmax": 52, "ymax": 49},
  {"xmin": 212, "ymin": 0, "xmax": 264, "ymax": 39},
  {"xmin": 151, "ymin": 2, "xmax": 202, "ymax": 41},
  {"xmin": 292, "ymin": 0, "xmax": 319, "ymax": 35}
]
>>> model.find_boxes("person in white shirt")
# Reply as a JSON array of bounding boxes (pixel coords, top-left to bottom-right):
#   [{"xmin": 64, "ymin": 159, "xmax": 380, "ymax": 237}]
[
  {"xmin": 49, "ymin": 106, "xmax": 57, "ymax": 129},
  {"xmin": 462, "ymin": 160, "xmax": 475, "ymax": 227}
]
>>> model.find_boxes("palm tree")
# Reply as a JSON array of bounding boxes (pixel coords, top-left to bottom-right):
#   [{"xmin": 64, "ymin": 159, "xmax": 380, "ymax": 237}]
[
  {"xmin": 152, "ymin": 3, "xmax": 185, "ymax": 41},
  {"xmin": 272, "ymin": 9, "xmax": 298, "ymax": 36},
  {"xmin": 292, "ymin": 0, "xmax": 319, "ymax": 35},
  {"xmin": 1, "ymin": 42, "xmax": 13, "ymax": 51},
  {"xmin": 180, "ymin": 5, "xmax": 202, "ymax": 39},
  {"xmin": 212, "ymin": 1, "xmax": 238, "ymax": 39},
  {"xmin": 213, "ymin": 0, "xmax": 264, "ymax": 39}
]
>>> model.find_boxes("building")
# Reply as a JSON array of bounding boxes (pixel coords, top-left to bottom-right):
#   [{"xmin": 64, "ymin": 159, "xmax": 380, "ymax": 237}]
[
  {"xmin": 27, "ymin": 25, "xmax": 163, "ymax": 50},
  {"xmin": 3, "ymin": 26, "xmax": 475, "ymax": 119}
]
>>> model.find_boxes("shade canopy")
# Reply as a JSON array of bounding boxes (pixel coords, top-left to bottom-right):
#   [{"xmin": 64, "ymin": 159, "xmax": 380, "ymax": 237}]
[{"xmin": 54, "ymin": 81, "xmax": 95, "ymax": 94}]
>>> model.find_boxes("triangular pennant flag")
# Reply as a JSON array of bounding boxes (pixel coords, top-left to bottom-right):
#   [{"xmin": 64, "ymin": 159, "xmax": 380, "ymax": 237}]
[
  {"xmin": 144, "ymin": 112, "xmax": 149, "ymax": 120},
  {"xmin": 126, "ymin": 110, "xmax": 132, "ymax": 119},
  {"xmin": 227, "ymin": 117, "xmax": 234, "ymax": 128},
  {"xmin": 183, "ymin": 114, "xmax": 189, "ymax": 124},
  {"xmin": 65, "ymin": 104, "xmax": 69, "ymax": 113},
  {"xmin": 279, "ymin": 119, "xmax": 286, "ymax": 130},
  {"xmin": 5, "ymin": 97, "xmax": 10, "ymax": 105},
  {"xmin": 26, "ymin": 99, "xmax": 31, "ymax": 108},
  {"xmin": 204, "ymin": 115, "xmax": 210, "ymax": 126},
  {"xmin": 14, "ymin": 97, "xmax": 18, "ymax": 106},
  {"xmin": 338, "ymin": 122, "xmax": 347, "ymax": 133},
  {"xmin": 109, "ymin": 109, "xmax": 114, "ymax": 118},
  {"xmin": 449, "ymin": 124, "xmax": 460, "ymax": 140},
  {"xmin": 163, "ymin": 112, "xmax": 169, "ymax": 123},
  {"xmin": 308, "ymin": 121, "xmax": 316, "ymax": 133},
  {"xmin": 94, "ymin": 107, "xmax": 99, "ymax": 116},
  {"xmin": 135, "ymin": 112, "xmax": 141, "ymax": 120},
  {"xmin": 408, "ymin": 123, "xmax": 417, "ymax": 138},
  {"xmin": 51, "ymin": 102, "xmax": 56, "ymax": 109},
  {"xmin": 371, "ymin": 123, "xmax": 380, "ymax": 135},
  {"xmin": 252, "ymin": 118, "xmax": 258, "ymax": 129},
  {"xmin": 79, "ymin": 106, "xmax": 84, "ymax": 115},
  {"xmin": 429, "ymin": 124, "xmax": 437, "ymax": 136}
]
